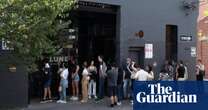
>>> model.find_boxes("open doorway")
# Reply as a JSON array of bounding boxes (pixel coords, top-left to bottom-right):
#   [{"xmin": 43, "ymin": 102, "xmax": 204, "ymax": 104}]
[
  {"xmin": 76, "ymin": 11, "xmax": 117, "ymax": 63},
  {"xmin": 166, "ymin": 25, "xmax": 178, "ymax": 61},
  {"xmin": 129, "ymin": 47, "xmax": 145, "ymax": 68}
]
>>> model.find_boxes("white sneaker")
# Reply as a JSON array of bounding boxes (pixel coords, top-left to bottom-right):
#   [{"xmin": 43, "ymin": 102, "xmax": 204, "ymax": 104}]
[
  {"xmin": 117, "ymin": 102, "xmax": 122, "ymax": 106},
  {"xmin": 56, "ymin": 100, "xmax": 62, "ymax": 103},
  {"xmin": 130, "ymin": 100, "xmax": 134, "ymax": 105},
  {"xmin": 74, "ymin": 97, "xmax": 78, "ymax": 101},
  {"xmin": 70, "ymin": 96, "xmax": 75, "ymax": 100},
  {"xmin": 88, "ymin": 96, "xmax": 91, "ymax": 99},
  {"xmin": 94, "ymin": 95, "xmax": 97, "ymax": 99},
  {"xmin": 60, "ymin": 100, "xmax": 67, "ymax": 104}
]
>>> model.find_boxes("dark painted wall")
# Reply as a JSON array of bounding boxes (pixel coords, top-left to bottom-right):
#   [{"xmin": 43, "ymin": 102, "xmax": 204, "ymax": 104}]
[
  {"xmin": 0, "ymin": 53, "xmax": 28, "ymax": 108},
  {"xmin": 81, "ymin": 0, "xmax": 199, "ymax": 80}
]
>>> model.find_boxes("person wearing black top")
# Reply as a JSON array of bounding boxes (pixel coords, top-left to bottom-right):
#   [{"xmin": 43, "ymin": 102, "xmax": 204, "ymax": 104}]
[
  {"xmin": 123, "ymin": 58, "xmax": 132, "ymax": 99},
  {"xmin": 117, "ymin": 66, "xmax": 124, "ymax": 105},
  {"xmin": 107, "ymin": 63, "xmax": 118, "ymax": 107},
  {"xmin": 41, "ymin": 61, "xmax": 52, "ymax": 103},
  {"xmin": 176, "ymin": 61, "xmax": 186, "ymax": 81}
]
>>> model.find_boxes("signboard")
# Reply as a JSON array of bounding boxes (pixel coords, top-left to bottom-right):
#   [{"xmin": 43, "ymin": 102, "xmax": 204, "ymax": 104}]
[
  {"xmin": 191, "ymin": 47, "xmax": 196, "ymax": 57},
  {"xmin": 180, "ymin": 35, "xmax": 192, "ymax": 41},
  {"xmin": 1, "ymin": 38, "xmax": 14, "ymax": 50},
  {"xmin": 145, "ymin": 44, "xmax": 153, "ymax": 59},
  {"xmin": 49, "ymin": 56, "xmax": 68, "ymax": 63}
]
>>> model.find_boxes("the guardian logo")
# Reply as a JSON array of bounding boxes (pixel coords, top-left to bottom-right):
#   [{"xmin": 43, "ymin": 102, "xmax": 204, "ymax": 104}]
[{"xmin": 136, "ymin": 83, "xmax": 197, "ymax": 103}]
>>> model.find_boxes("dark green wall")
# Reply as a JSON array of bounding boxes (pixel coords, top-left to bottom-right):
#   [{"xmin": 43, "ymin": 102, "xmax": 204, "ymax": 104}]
[{"xmin": 0, "ymin": 53, "xmax": 28, "ymax": 108}]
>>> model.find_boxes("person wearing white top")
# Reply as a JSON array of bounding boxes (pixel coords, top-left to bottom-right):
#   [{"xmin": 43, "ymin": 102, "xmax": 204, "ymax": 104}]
[
  {"xmin": 81, "ymin": 61, "xmax": 90, "ymax": 103},
  {"xmin": 57, "ymin": 63, "xmax": 69, "ymax": 104},
  {"xmin": 130, "ymin": 62, "xmax": 154, "ymax": 81}
]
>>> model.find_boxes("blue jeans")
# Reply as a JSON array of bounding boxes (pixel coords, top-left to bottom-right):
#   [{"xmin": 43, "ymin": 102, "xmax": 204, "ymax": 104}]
[
  {"xmin": 98, "ymin": 77, "xmax": 105, "ymax": 98},
  {"xmin": 60, "ymin": 79, "xmax": 68, "ymax": 101},
  {"xmin": 117, "ymin": 84, "xmax": 123, "ymax": 102},
  {"xmin": 123, "ymin": 79, "xmax": 132, "ymax": 98}
]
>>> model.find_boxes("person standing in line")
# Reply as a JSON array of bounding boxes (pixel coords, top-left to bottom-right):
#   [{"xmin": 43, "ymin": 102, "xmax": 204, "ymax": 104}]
[
  {"xmin": 57, "ymin": 63, "xmax": 69, "ymax": 104},
  {"xmin": 123, "ymin": 58, "xmax": 132, "ymax": 99},
  {"xmin": 107, "ymin": 63, "xmax": 118, "ymax": 107},
  {"xmin": 68, "ymin": 57, "xmax": 76, "ymax": 100},
  {"xmin": 131, "ymin": 62, "xmax": 154, "ymax": 81},
  {"xmin": 145, "ymin": 65, "xmax": 154, "ymax": 80},
  {"xmin": 81, "ymin": 61, "xmax": 90, "ymax": 103},
  {"xmin": 97, "ymin": 55, "xmax": 107, "ymax": 100},
  {"xmin": 184, "ymin": 62, "xmax": 189, "ymax": 80},
  {"xmin": 196, "ymin": 59, "xmax": 205, "ymax": 81},
  {"xmin": 130, "ymin": 62, "xmax": 153, "ymax": 105},
  {"xmin": 71, "ymin": 65, "xmax": 80, "ymax": 101},
  {"xmin": 176, "ymin": 61, "xmax": 186, "ymax": 81},
  {"xmin": 117, "ymin": 65, "xmax": 124, "ymax": 106},
  {"xmin": 166, "ymin": 61, "xmax": 174, "ymax": 80},
  {"xmin": 88, "ymin": 60, "xmax": 98, "ymax": 99},
  {"xmin": 41, "ymin": 61, "xmax": 52, "ymax": 103}
]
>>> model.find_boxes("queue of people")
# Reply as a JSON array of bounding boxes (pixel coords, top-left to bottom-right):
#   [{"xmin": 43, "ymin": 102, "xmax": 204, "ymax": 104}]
[{"xmin": 40, "ymin": 56, "xmax": 206, "ymax": 107}]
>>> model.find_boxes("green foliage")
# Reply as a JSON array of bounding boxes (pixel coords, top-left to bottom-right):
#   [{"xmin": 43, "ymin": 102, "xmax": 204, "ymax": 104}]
[{"xmin": 0, "ymin": 0, "xmax": 76, "ymax": 71}]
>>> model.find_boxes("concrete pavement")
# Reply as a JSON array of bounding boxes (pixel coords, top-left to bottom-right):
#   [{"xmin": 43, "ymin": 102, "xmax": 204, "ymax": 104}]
[{"xmin": 25, "ymin": 98, "xmax": 132, "ymax": 110}]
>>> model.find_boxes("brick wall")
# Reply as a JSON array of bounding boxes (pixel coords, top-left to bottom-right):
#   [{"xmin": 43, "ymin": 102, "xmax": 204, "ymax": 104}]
[{"xmin": 197, "ymin": 1, "xmax": 208, "ymax": 79}]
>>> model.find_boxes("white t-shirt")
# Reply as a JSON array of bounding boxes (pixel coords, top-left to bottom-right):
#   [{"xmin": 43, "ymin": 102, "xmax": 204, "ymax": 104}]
[
  {"xmin": 82, "ymin": 68, "xmax": 89, "ymax": 76},
  {"xmin": 60, "ymin": 68, "xmax": 69, "ymax": 80},
  {"xmin": 131, "ymin": 69, "xmax": 153, "ymax": 81}
]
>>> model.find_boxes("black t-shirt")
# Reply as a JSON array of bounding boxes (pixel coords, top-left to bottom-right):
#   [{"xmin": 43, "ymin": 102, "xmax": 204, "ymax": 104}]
[
  {"xmin": 43, "ymin": 68, "xmax": 52, "ymax": 82},
  {"xmin": 123, "ymin": 64, "xmax": 131, "ymax": 79},
  {"xmin": 117, "ymin": 67, "xmax": 124, "ymax": 85},
  {"xmin": 177, "ymin": 65, "xmax": 185, "ymax": 78}
]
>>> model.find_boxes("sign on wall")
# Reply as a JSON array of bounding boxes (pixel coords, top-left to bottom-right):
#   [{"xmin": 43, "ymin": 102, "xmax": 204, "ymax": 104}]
[
  {"xmin": 191, "ymin": 47, "xmax": 196, "ymax": 57},
  {"xmin": 180, "ymin": 35, "xmax": 192, "ymax": 41},
  {"xmin": 145, "ymin": 44, "xmax": 153, "ymax": 59},
  {"xmin": 1, "ymin": 38, "xmax": 14, "ymax": 50}
]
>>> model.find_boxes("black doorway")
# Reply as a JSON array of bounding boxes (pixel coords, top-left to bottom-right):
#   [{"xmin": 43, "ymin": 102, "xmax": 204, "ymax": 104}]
[
  {"xmin": 166, "ymin": 25, "xmax": 178, "ymax": 61},
  {"xmin": 76, "ymin": 11, "xmax": 117, "ymax": 63},
  {"xmin": 129, "ymin": 47, "xmax": 145, "ymax": 68}
]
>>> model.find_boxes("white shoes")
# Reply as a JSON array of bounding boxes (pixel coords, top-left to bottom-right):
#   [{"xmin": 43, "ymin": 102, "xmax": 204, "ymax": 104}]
[
  {"xmin": 70, "ymin": 96, "xmax": 79, "ymax": 101},
  {"xmin": 88, "ymin": 96, "xmax": 92, "ymax": 99},
  {"xmin": 117, "ymin": 102, "xmax": 122, "ymax": 106},
  {"xmin": 57, "ymin": 100, "xmax": 67, "ymax": 104}
]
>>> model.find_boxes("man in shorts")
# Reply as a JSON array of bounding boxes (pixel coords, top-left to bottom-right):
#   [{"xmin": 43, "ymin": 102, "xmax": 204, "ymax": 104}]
[{"xmin": 107, "ymin": 63, "xmax": 118, "ymax": 107}]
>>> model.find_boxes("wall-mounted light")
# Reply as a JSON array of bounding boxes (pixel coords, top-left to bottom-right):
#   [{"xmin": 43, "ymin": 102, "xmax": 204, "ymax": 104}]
[
  {"xmin": 135, "ymin": 30, "xmax": 144, "ymax": 38},
  {"xmin": 8, "ymin": 64, "xmax": 17, "ymax": 73}
]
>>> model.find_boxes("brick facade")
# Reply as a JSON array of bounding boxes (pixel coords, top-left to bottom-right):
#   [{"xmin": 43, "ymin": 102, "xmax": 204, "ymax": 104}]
[{"xmin": 197, "ymin": 0, "xmax": 208, "ymax": 79}]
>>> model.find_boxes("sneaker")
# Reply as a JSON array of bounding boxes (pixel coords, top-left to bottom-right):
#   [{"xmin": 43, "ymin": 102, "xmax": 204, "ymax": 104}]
[
  {"xmin": 48, "ymin": 98, "xmax": 53, "ymax": 102},
  {"xmin": 110, "ymin": 104, "xmax": 114, "ymax": 108},
  {"xmin": 56, "ymin": 100, "xmax": 62, "ymax": 103},
  {"xmin": 94, "ymin": 95, "xmax": 97, "ymax": 99},
  {"xmin": 40, "ymin": 99, "xmax": 47, "ymax": 104},
  {"xmin": 117, "ymin": 102, "xmax": 122, "ymax": 106},
  {"xmin": 60, "ymin": 100, "xmax": 67, "ymax": 104},
  {"xmin": 114, "ymin": 102, "xmax": 118, "ymax": 106},
  {"xmin": 70, "ymin": 96, "xmax": 75, "ymax": 100},
  {"xmin": 130, "ymin": 100, "xmax": 134, "ymax": 105},
  {"xmin": 71, "ymin": 96, "xmax": 78, "ymax": 101},
  {"xmin": 74, "ymin": 97, "xmax": 79, "ymax": 101},
  {"xmin": 88, "ymin": 96, "xmax": 91, "ymax": 99},
  {"xmin": 80, "ymin": 100, "xmax": 87, "ymax": 103}
]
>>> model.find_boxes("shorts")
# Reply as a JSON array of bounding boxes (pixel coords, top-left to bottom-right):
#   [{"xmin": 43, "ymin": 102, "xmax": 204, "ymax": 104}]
[
  {"xmin": 108, "ymin": 86, "xmax": 117, "ymax": 96},
  {"xmin": 44, "ymin": 79, "xmax": 52, "ymax": 88},
  {"xmin": 73, "ymin": 74, "xmax": 80, "ymax": 82}
]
